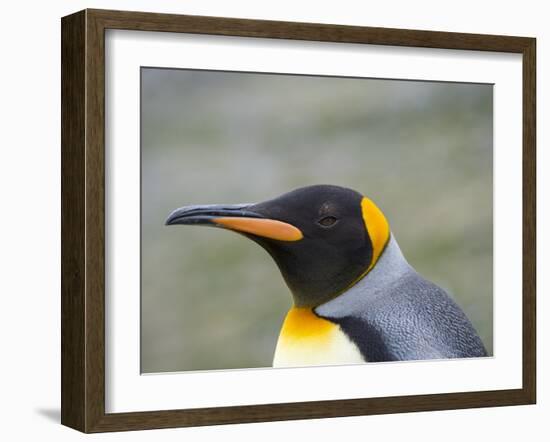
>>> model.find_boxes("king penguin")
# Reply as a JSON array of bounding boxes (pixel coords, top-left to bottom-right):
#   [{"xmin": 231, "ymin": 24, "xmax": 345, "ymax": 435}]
[{"xmin": 166, "ymin": 184, "xmax": 487, "ymax": 367}]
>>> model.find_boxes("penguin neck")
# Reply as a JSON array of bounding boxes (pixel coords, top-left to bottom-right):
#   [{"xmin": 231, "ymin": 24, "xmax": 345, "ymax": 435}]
[{"xmin": 314, "ymin": 234, "xmax": 412, "ymax": 317}]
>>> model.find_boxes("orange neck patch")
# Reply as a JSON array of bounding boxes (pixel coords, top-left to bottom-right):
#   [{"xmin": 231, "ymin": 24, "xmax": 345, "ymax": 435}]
[
  {"xmin": 278, "ymin": 307, "xmax": 335, "ymax": 341},
  {"xmin": 273, "ymin": 307, "xmax": 365, "ymax": 367},
  {"xmin": 360, "ymin": 197, "xmax": 390, "ymax": 273}
]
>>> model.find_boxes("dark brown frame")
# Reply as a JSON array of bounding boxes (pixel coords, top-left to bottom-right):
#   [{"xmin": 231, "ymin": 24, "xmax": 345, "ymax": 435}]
[{"xmin": 61, "ymin": 8, "xmax": 536, "ymax": 433}]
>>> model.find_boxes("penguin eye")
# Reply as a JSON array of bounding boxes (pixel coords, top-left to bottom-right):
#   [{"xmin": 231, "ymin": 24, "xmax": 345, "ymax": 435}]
[{"xmin": 317, "ymin": 216, "xmax": 338, "ymax": 227}]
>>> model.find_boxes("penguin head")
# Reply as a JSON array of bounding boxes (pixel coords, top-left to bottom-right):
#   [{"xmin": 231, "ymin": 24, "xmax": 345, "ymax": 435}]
[{"xmin": 166, "ymin": 185, "xmax": 390, "ymax": 307}]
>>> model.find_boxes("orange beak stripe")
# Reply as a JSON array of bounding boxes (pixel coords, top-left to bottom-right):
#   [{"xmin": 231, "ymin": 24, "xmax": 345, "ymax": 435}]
[{"xmin": 213, "ymin": 217, "xmax": 303, "ymax": 242}]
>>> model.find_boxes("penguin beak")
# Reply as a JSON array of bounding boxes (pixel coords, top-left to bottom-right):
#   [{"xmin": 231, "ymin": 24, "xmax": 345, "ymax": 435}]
[{"xmin": 165, "ymin": 204, "xmax": 303, "ymax": 242}]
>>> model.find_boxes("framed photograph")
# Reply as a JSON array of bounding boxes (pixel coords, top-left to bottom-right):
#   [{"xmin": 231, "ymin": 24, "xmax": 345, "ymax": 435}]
[{"xmin": 61, "ymin": 9, "xmax": 536, "ymax": 433}]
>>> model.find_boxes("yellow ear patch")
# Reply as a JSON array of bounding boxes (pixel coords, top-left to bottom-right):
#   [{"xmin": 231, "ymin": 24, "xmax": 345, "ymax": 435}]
[{"xmin": 361, "ymin": 197, "xmax": 390, "ymax": 272}]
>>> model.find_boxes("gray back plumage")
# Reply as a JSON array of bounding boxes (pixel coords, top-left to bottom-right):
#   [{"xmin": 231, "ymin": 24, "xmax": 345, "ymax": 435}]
[{"xmin": 315, "ymin": 235, "xmax": 487, "ymax": 362}]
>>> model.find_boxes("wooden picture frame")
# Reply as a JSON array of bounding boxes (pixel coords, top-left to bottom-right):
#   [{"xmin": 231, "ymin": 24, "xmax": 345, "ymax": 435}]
[{"xmin": 61, "ymin": 8, "xmax": 536, "ymax": 433}]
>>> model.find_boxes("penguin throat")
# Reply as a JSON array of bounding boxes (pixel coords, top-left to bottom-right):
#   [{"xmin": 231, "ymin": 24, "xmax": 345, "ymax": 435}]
[
  {"xmin": 292, "ymin": 233, "xmax": 390, "ymax": 308},
  {"xmin": 280, "ymin": 232, "xmax": 391, "ymax": 308},
  {"xmin": 315, "ymin": 235, "xmax": 412, "ymax": 316},
  {"xmin": 339, "ymin": 232, "xmax": 391, "ymax": 294}
]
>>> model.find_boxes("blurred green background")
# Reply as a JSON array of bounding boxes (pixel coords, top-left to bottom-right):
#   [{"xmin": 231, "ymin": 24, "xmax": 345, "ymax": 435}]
[{"xmin": 141, "ymin": 68, "xmax": 493, "ymax": 373}]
